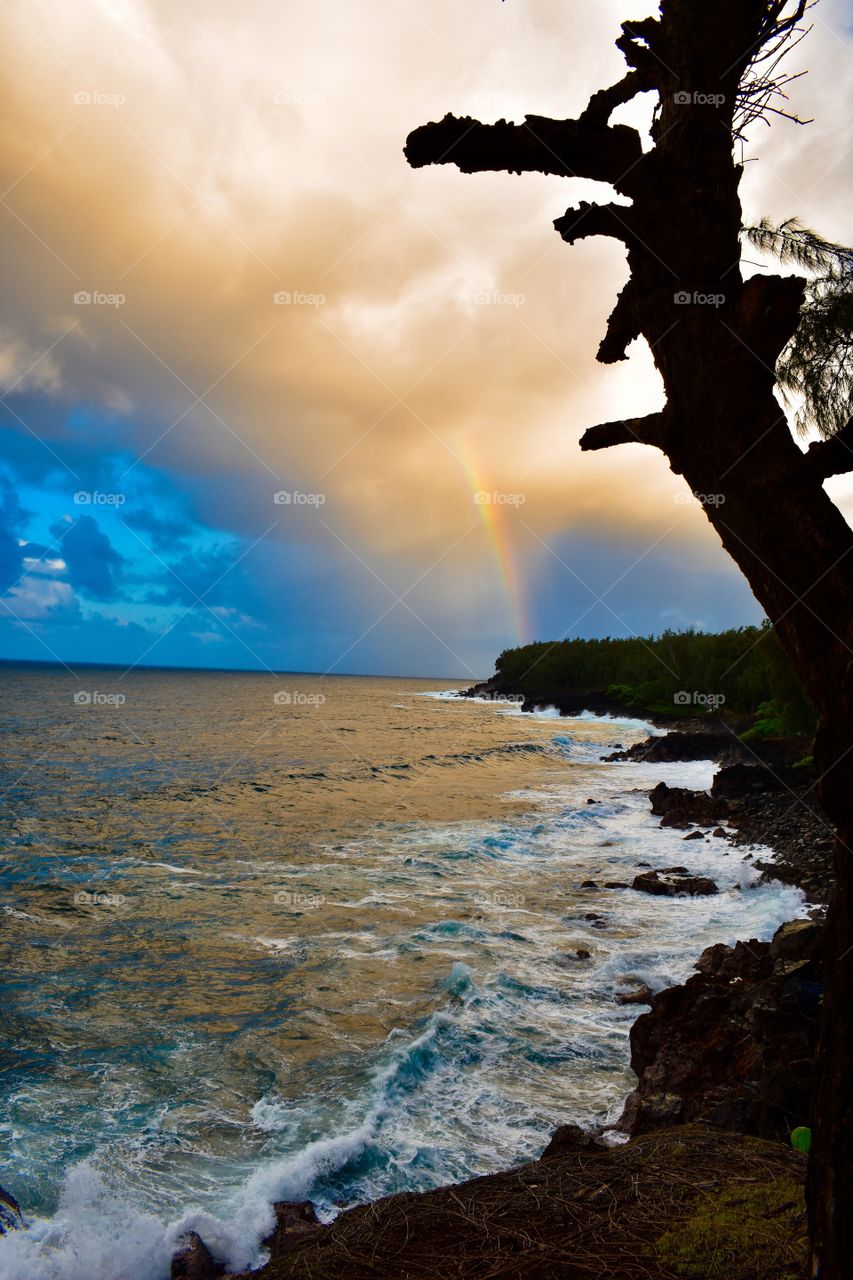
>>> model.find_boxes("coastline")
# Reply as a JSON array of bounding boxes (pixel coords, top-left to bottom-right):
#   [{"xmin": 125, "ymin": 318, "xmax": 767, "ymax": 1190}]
[
  {"xmin": 179, "ymin": 698, "xmax": 827, "ymax": 1279},
  {"xmin": 1, "ymin": 696, "xmax": 825, "ymax": 1279}
]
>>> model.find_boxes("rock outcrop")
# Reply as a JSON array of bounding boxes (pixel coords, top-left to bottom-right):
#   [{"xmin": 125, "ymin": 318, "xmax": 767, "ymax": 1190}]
[
  {"xmin": 606, "ymin": 731, "xmax": 740, "ymax": 764},
  {"xmin": 632, "ymin": 869, "xmax": 719, "ymax": 897},
  {"xmin": 261, "ymin": 1201, "xmax": 323, "ymax": 1263},
  {"xmin": 649, "ymin": 781, "xmax": 728, "ymax": 828},
  {"xmin": 170, "ymin": 1231, "xmax": 217, "ymax": 1280},
  {"xmin": 619, "ymin": 920, "xmax": 823, "ymax": 1142},
  {"xmin": 239, "ymin": 1128, "xmax": 807, "ymax": 1280}
]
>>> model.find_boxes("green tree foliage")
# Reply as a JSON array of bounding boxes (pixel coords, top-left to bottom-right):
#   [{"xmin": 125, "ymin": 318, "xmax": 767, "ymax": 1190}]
[
  {"xmin": 493, "ymin": 624, "xmax": 815, "ymax": 735},
  {"xmin": 742, "ymin": 218, "xmax": 853, "ymax": 438}
]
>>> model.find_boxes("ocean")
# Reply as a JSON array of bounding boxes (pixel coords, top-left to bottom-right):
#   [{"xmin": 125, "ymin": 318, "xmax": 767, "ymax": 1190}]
[{"xmin": 0, "ymin": 665, "xmax": 806, "ymax": 1279}]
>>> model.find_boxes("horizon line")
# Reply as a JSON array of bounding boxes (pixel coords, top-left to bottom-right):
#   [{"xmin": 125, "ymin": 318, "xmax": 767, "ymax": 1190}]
[{"xmin": 0, "ymin": 656, "xmax": 474, "ymax": 682}]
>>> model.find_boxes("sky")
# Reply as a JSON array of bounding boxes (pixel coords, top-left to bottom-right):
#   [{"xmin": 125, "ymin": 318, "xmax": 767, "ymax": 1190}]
[{"xmin": 0, "ymin": 0, "xmax": 851, "ymax": 679}]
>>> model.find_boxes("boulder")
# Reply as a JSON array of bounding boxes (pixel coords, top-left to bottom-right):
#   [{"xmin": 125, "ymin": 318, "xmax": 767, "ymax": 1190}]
[
  {"xmin": 540, "ymin": 1123, "xmax": 595, "ymax": 1158},
  {"xmin": 632, "ymin": 870, "xmax": 718, "ymax": 897},
  {"xmin": 170, "ymin": 1232, "xmax": 216, "ymax": 1280},
  {"xmin": 262, "ymin": 1201, "xmax": 323, "ymax": 1262},
  {"xmin": 649, "ymin": 781, "xmax": 727, "ymax": 828},
  {"xmin": 617, "ymin": 984, "xmax": 654, "ymax": 1006}
]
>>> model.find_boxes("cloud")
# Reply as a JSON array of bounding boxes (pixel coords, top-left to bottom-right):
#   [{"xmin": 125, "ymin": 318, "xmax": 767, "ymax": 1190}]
[
  {"xmin": 120, "ymin": 504, "xmax": 196, "ymax": 554},
  {"xmin": 1, "ymin": 575, "xmax": 75, "ymax": 621},
  {"xmin": 0, "ymin": 472, "xmax": 28, "ymax": 592},
  {"xmin": 48, "ymin": 514, "xmax": 124, "ymax": 601},
  {"xmin": 0, "ymin": 0, "xmax": 850, "ymax": 671}
]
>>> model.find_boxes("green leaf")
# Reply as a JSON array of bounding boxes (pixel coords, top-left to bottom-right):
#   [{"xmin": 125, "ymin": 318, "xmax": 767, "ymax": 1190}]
[{"xmin": 791, "ymin": 1127, "xmax": 811, "ymax": 1154}]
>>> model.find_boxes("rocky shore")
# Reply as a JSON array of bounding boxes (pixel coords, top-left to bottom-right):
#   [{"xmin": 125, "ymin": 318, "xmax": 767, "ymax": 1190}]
[
  {"xmin": 211, "ymin": 1128, "xmax": 809, "ymax": 1279},
  {"xmin": 229, "ymin": 713, "xmax": 830, "ymax": 1277},
  {"xmin": 1, "ymin": 708, "xmax": 830, "ymax": 1280}
]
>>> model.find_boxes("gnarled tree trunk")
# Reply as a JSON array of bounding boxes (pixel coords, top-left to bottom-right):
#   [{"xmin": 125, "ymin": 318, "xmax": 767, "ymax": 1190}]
[{"xmin": 406, "ymin": 2, "xmax": 852, "ymax": 1274}]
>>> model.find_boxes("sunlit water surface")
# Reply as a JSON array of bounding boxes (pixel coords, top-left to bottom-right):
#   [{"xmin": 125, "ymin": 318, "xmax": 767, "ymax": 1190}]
[{"xmin": 0, "ymin": 666, "xmax": 805, "ymax": 1279}]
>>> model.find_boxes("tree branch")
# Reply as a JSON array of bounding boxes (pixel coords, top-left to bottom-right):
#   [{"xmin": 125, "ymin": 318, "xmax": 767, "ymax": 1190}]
[
  {"xmin": 404, "ymin": 113, "xmax": 643, "ymax": 190},
  {"xmin": 733, "ymin": 274, "xmax": 807, "ymax": 369},
  {"xmin": 597, "ymin": 281, "xmax": 643, "ymax": 364},
  {"xmin": 805, "ymin": 420, "xmax": 853, "ymax": 480},
  {"xmin": 579, "ymin": 412, "xmax": 666, "ymax": 452},
  {"xmin": 615, "ymin": 18, "xmax": 666, "ymax": 76},
  {"xmin": 580, "ymin": 69, "xmax": 654, "ymax": 126},
  {"xmin": 553, "ymin": 201, "xmax": 635, "ymax": 247}
]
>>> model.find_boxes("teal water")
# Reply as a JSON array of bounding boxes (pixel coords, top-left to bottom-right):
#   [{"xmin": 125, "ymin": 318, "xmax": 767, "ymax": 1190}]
[{"xmin": 0, "ymin": 667, "xmax": 806, "ymax": 1279}]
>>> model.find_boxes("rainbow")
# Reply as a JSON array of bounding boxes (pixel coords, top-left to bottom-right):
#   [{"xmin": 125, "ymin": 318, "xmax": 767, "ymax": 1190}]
[{"xmin": 455, "ymin": 437, "xmax": 530, "ymax": 646}]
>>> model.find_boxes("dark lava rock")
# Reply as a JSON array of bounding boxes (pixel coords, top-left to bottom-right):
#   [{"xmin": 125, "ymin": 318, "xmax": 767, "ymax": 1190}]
[
  {"xmin": 0, "ymin": 1185, "xmax": 22, "ymax": 1235},
  {"xmin": 606, "ymin": 732, "xmax": 742, "ymax": 764},
  {"xmin": 604, "ymin": 880, "xmax": 628, "ymax": 889},
  {"xmin": 540, "ymin": 1123, "xmax": 595, "ymax": 1158},
  {"xmin": 682, "ymin": 830, "xmax": 706, "ymax": 840},
  {"xmin": 649, "ymin": 781, "xmax": 727, "ymax": 828},
  {"xmin": 619, "ymin": 919, "xmax": 823, "ymax": 1141},
  {"xmin": 711, "ymin": 762, "xmax": 800, "ymax": 801},
  {"xmin": 170, "ymin": 1232, "xmax": 216, "ymax": 1280},
  {"xmin": 580, "ymin": 880, "xmax": 598, "ymax": 888},
  {"xmin": 632, "ymin": 870, "xmax": 718, "ymax": 897},
  {"xmin": 555, "ymin": 948, "xmax": 593, "ymax": 965},
  {"xmin": 712, "ymin": 826, "xmax": 728, "ymax": 837},
  {"xmin": 262, "ymin": 1201, "xmax": 323, "ymax": 1262},
  {"xmin": 617, "ymin": 984, "xmax": 654, "ymax": 1006},
  {"xmin": 712, "ymin": 765, "xmax": 834, "ymax": 904},
  {"xmin": 238, "ymin": 1127, "xmax": 808, "ymax": 1280}
]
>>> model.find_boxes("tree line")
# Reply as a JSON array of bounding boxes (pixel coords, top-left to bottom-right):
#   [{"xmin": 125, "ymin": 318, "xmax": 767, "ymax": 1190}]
[{"xmin": 492, "ymin": 625, "xmax": 815, "ymax": 736}]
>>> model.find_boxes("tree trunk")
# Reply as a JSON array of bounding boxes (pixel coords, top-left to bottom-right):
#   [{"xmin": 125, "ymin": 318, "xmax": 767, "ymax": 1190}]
[
  {"xmin": 808, "ymin": 804, "xmax": 853, "ymax": 1276},
  {"xmin": 406, "ymin": 2, "xmax": 853, "ymax": 1273}
]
